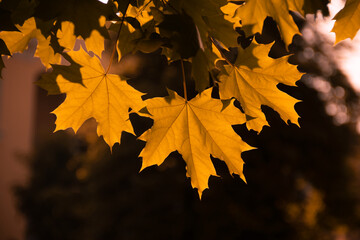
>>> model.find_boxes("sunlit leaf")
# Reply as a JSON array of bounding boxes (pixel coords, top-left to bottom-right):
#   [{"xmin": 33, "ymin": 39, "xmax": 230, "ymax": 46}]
[
  {"xmin": 233, "ymin": 0, "xmax": 304, "ymax": 48},
  {"xmin": 139, "ymin": 88, "xmax": 253, "ymax": 197},
  {"xmin": 332, "ymin": 0, "xmax": 360, "ymax": 44},
  {"xmin": 0, "ymin": 17, "xmax": 60, "ymax": 68},
  {"xmin": 37, "ymin": 47, "xmax": 145, "ymax": 148},
  {"xmin": 57, "ymin": 21, "xmax": 105, "ymax": 57},
  {"xmin": 218, "ymin": 41, "xmax": 302, "ymax": 132}
]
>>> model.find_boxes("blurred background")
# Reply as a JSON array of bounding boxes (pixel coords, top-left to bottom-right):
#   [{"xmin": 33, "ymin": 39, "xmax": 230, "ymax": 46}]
[{"xmin": 1, "ymin": 1, "xmax": 360, "ymax": 240}]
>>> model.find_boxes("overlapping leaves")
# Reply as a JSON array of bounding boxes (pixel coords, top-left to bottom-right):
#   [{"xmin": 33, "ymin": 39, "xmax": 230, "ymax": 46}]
[
  {"xmin": 0, "ymin": 17, "xmax": 60, "ymax": 68},
  {"xmin": 1, "ymin": 0, "xmax": 355, "ymax": 196}
]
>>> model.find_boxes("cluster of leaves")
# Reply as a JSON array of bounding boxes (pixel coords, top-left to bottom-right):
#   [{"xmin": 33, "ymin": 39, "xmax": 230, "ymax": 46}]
[{"xmin": 1, "ymin": 0, "xmax": 359, "ymax": 197}]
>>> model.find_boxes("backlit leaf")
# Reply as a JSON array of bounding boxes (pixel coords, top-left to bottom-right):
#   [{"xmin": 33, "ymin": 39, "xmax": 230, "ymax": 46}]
[
  {"xmin": 218, "ymin": 41, "xmax": 302, "ymax": 132},
  {"xmin": 38, "ymin": 47, "xmax": 145, "ymax": 148},
  {"xmin": 332, "ymin": 0, "xmax": 360, "ymax": 44},
  {"xmin": 233, "ymin": 0, "xmax": 304, "ymax": 48},
  {"xmin": 0, "ymin": 17, "xmax": 60, "ymax": 68},
  {"xmin": 139, "ymin": 88, "xmax": 253, "ymax": 197},
  {"xmin": 57, "ymin": 21, "xmax": 105, "ymax": 57}
]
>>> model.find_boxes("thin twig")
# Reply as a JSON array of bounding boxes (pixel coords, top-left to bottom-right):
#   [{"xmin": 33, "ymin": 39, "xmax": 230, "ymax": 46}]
[
  {"xmin": 105, "ymin": 0, "xmax": 131, "ymax": 74},
  {"xmin": 180, "ymin": 58, "xmax": 187, "ymax": 101}
]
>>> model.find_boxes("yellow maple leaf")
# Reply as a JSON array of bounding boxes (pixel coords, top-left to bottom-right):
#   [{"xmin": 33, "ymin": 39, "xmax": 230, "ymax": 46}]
[
  {"xmin": 0, "ymin": 17, "xmax": 60, "ymax": 68},
  {"xmin": 332, "ymin": 0, "xmax": 360, "ymax": 44},
  {"xmin": 57, "ymin": 20, "xmax": 105, "ymax": 57},
  {"xmin": 233, "ymin": 0, "xmax": 304, "ymax": 48},
  {"xmin": 139, "ymin": 88, "xmax": 253, "ymax": 197},
  {"xmin": 218, "ymin": 41, "xmax": 302, "ymax": 132},
  {"xmin": 38, "ymin": 47, "xmax": 145, "ymax": 148}
]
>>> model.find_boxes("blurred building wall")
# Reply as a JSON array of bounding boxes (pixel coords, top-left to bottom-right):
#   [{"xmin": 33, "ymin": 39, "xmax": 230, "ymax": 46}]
[{"xmin": 0, "ymin": 44, "xmax": 43, "ymax": 240}]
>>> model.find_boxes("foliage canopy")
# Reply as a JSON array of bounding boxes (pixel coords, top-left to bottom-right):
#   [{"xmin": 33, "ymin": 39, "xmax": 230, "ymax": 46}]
[{"xmin": 1, "ymin": 0, "xmax": 359, "ymax": 197}]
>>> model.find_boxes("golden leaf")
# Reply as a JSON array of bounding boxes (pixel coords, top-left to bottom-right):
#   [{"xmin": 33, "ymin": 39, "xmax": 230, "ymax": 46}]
[
  {"xmin": 0, "ymin": 17, "xmax": 60, "ymax": 68},
  {"xmin": 332, "ymin": 0, "xmax": 360, "ymax": 44},
  {"xmin": 233, "ymin": 0, "xmax": 304, "ymax": 48},
  {"xmin": 139, "ymin": 88, "xmax": 253, "ymax": 197},
  {"xmin": 38, "ymin": 47, "xmax": 145, "ymax": 148},
  {"xmin": 57, "ymin": 21, "xmax": 105, "ymax": 57},
  {"xmin": 218, "ymin": 41, "xmax": 302, "ymax": 132}
]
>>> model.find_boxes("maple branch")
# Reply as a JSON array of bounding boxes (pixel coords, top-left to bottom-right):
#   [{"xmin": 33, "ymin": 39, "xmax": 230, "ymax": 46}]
[
  {"xmin": 105, "ymin": 0, "xmax": 131, "ymax": 74},
  {"xmin": 180, "ymin": 58, "xmax": 188, "ymax": 101}
]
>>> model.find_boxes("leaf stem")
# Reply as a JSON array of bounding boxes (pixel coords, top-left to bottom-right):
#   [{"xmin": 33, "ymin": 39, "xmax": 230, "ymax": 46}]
[
  {"xmin": 161, "ymin": 0, "xmax": 180, "ymax": 14},
  {"xmin": 180, "ymin": 58, "xmax": 188, "ymax": 101},
  {"xmin": 105, "ymin": 0, "xmax": 131, "ymax": 74},
  {"xmin": 210, "ymin": 36, "xmax": 235, "ymax": 67}
]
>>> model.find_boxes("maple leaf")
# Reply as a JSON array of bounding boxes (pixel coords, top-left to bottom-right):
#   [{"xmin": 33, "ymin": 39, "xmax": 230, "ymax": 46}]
[
  {"xmin": 218, "ymin": 41, "xmax": 302, "ymax": 132},
  {"xmin": 139, "ymin": 88, "xmax": 253, "ymax": 197},
  {"xmin": 332, "ymin": 0, "xmax": 360, "ymax": 44},
  {"xmin": 57, "ymin": 20, "xmax": 106, "ymax": 57},
  {"xmin": 0, "ymin": 17, "xmax": 60, "ymax": 68},
  {"xmin": 233, "ymin": 0, "xmax": 304, "ymax": 48},
  {"xmin": 34, "ymin": 0, "xmax": 117, "ymax": 39},
  {"xmin": 37, "ymin": 47, "xmax": 145, "ymax": 148}
]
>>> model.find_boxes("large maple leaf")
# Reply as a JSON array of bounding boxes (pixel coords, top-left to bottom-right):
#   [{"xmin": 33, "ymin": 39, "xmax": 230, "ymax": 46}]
[
  {"xmin": 332, "ymin": 0, "xmax": 360, "ymax": 44},
  {"xmin": 233, "ymin": 0, "xmax": 304, "ymax": 48},
  {"xmin": 139, "ymin": 88, "xmax": 253, "ymax": 197},
  {"xmin": 218, "ymin": 41, "xmax": 302, "ymax": 132},
  {"xmin": 37, "ymin": 47, "xmax": 145, "ymax": 148},
  {"xmin": 0, "ymin": 17, "xmax": 60, "ymax": 68}
]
